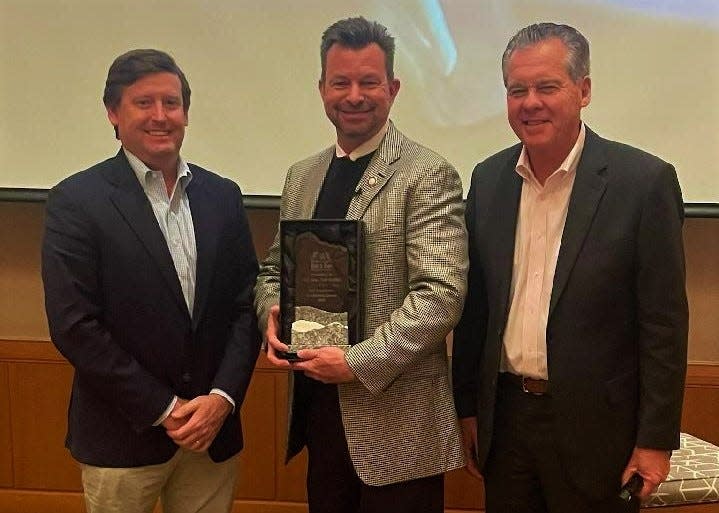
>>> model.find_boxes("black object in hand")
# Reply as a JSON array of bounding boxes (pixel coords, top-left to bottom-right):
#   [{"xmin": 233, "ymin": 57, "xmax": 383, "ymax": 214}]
[
  {"xmin": 619, "ymin": 473, "xmax": 644, "ymax": 501},
  {"xmin": 278, "ymin": 351, "xmax": 303, "ymax": 362}
]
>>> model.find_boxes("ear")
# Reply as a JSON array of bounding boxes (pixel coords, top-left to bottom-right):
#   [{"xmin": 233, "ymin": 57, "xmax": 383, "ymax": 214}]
[
  {"xmin": 388, "ymin": 78, "xmax": 400, "ymax": 100},
  {"xmin": 106, "ymin": 107, "xmax": 118, "ymax": 127},
  {"xmin": 580, "ymin": 76, "xmax": 591, "ymax": 108},
  {"xmin": 389, "ymin": 78, "xmax": 400, "ymax": 100}
]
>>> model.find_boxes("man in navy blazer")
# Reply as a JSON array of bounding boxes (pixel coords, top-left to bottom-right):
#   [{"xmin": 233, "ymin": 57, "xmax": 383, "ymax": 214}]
[
  {"xmin": 42, "ymin": 49, "xmax": 260, "ymax": 513},
  {"xmin": 452, "ymin": 23, "xmax": 688, "ymax": 512}
]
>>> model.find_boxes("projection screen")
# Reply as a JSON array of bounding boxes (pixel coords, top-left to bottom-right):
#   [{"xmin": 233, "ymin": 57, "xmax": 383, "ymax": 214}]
[{"xmin": 1, "ymin": 0, "xmax": 717, "ymax": 206}]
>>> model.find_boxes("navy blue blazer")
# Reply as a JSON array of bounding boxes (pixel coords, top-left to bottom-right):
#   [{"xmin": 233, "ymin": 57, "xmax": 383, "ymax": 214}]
[
  {"xmin": 42, "ymin": 150, "xmax": 260, "ymax": 466},
  {"xmin": 453, "ymin": 127, "xmax": 688, "ymax": 499}
]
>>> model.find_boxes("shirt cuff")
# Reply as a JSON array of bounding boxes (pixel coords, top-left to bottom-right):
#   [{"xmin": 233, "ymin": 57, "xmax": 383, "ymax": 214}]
[
  {"xmin": 153, "ymin": 395, "xmax": 178, "ymax": 426},
  {"xmin": 210, "ymin": 388, "xmax": 236, "ymax": 413}
]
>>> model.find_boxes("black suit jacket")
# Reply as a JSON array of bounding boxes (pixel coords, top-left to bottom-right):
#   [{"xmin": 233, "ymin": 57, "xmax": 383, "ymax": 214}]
[
  {"xmin": 42, "ymin": 150, "xmax": 260, "ymax": 467},
  {"xmin": 453, "ymin": 127, "xmax": 688, "ymax": 499}
]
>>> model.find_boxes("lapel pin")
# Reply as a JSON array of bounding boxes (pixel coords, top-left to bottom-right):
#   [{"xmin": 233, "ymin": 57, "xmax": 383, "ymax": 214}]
[{"xmin": 368, "ymin": 177, "xmax": 377, "ymax": 186}]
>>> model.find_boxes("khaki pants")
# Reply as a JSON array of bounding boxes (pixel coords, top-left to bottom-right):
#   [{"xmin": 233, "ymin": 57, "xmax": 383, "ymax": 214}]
[{"xmin": 81, "ymin": 449, "xmax": 238, "ymax": 513}]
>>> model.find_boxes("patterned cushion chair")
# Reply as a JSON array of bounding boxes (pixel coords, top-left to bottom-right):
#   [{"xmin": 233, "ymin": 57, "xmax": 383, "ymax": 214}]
[{"xmin": 645, "ymin": 433, "xmax": 719, "ymax": 508}]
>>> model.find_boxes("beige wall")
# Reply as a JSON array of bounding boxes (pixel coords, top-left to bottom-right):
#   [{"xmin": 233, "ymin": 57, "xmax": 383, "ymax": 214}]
[{"xmin": 1, "ymin": 201, "xmax": 716, "ymax": 360}]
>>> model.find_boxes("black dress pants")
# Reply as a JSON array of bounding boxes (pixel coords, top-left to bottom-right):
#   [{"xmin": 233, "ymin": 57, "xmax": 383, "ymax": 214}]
[
  {"xmin": 482, "ymin": 376, "xmax": 640, "ymax": 513},
  {"xmin": 305, "ymin": 381, "xmax": 444, "ymax": 513}
]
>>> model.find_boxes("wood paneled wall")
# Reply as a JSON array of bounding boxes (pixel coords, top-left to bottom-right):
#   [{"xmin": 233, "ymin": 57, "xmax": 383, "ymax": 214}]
[
  {"xmin": 1, "ymin": 340, "xmax": 717, "ymax": 513},
  {"xmin": 0, "ymin": 201, "xmax": 717, "ymax": 512}
]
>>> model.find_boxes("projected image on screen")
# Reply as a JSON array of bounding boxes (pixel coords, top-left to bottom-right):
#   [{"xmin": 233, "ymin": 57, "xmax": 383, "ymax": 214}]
[{"xmin": 1, "ymin": 0, "xmax": 717, "ymax": 203}]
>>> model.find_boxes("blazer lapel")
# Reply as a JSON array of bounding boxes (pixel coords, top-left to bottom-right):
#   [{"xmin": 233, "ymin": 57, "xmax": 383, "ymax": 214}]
[
  {"xmin": 549, "ymin": 128, "xmax": 608, "ymax": 317},
  {"xmin": 303, "ymin": 149, "xmax": 334, "ymax": 218},
  {"xmin": 346, "ymin": 124, "xmax": 401, "ymax": 220},
  {"xmin": 491, "ymin": 157, "xmax": 523, "ymax": 322},
  {"xmin": 104, "ymin": 151, "xmax": 188, "ymax": 316},
  {"xmin": 185, "ymin": 168, "xmax": 218, "ymax": 330}
]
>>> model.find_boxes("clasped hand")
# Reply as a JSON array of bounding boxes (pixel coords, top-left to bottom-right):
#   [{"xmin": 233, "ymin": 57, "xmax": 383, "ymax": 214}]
[{"xmin": 162, "ymin": 394, "xmax": 232, "ymax": 452}]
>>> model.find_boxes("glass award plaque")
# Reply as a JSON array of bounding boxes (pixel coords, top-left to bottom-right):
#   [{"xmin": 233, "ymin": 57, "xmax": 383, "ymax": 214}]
[{"xmin": 279, "ymin": 220, "xmax": 363, "ymax": 360}]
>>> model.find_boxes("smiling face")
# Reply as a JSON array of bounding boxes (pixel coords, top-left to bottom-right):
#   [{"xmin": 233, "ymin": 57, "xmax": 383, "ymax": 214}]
[
  {"xmin": 505, "ymin": 38, "xmax": 591, "ymax": 166},
  {"xmin": 106, "ymin": 72, "xmax": 188, "ymax": 173},
  {"xmin": 319, "ymin": 43, "xmax": 400, "ymax": 153}
]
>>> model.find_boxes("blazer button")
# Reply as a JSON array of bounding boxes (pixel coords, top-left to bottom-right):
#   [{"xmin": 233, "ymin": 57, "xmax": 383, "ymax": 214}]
[{"xmin": 181, "ymin": 372, "xmax": 192, "ymax": 383}]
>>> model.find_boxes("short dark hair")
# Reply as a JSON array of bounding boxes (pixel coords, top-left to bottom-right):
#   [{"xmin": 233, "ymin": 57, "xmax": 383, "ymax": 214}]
[
  {"xmin": 103, "ymin": 49, "xmax": 191, "ymax": 113},
  {"xmin": 502, "ymin": 23, "xmax": 590, "ymax": 85},
  {"xmin": 320, "ymin": 17, "xmax": 395, "ymax": 80}
]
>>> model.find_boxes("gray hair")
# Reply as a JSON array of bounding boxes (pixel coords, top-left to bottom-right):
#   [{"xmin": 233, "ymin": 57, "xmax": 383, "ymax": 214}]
[
  {"xmin": 320, "ymin": 17, "xmax": 395, "ymax": 80},
  {"xmin": 501, "ymin": 23, "xmax": 590, "ymax": 85}
]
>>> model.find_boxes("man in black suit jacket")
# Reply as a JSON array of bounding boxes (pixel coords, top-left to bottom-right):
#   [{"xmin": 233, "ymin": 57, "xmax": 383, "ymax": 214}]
[
  {"xmin": 452, "ymin": 23, "xmax": 688, "ymax": 513},
  {"xmin": 42, "ymin": 49, "xmax": 260, "ymax": 513}
]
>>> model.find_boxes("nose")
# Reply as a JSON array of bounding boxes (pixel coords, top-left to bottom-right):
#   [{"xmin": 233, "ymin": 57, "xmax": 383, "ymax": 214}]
[
  {"xmin": 346, "ymin": 83, "xmax": 365, "ymax": 105},
  {"xmin": 150, "ymin": 100, "xmax": 168, "ymax": 121},
  {"xmin": 522, "ymin": 88, "xmax": 542, "ymax": 110}
]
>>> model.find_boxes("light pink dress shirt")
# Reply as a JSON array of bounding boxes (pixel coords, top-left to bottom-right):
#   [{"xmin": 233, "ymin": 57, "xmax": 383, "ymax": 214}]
[{"xmin": 501, "ymin": 124, "xmax": 586, "ymax": 380}]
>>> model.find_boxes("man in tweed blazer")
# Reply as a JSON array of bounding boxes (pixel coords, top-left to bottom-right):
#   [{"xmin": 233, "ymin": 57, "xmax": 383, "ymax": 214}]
[{"xmin": 255, "ymin": 17, "xmax": 467, "ymax": 513}]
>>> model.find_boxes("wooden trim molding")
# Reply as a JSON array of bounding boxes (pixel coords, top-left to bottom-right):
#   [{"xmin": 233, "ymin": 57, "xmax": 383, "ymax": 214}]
[
  {"xmin": 1, "ymin": 339, "xmax": 717, "ymax": 381},
  {"xmin": 0, "ymin": 338, "xmax": 278, "ymax": 370},
  {"xmin": 0, "ymin": 491, "xmax": 311, "ymax": 513},
  {"xmin": 0, "ymin": 338, "xmax": 63, "ymax": 362},
  {"xmin": 0, "ymin": 490, "xmax": 712, "ymax": 513},
  {"xmin": 685, "ymin": 362, "xmax": 719, "ymax": 387}
]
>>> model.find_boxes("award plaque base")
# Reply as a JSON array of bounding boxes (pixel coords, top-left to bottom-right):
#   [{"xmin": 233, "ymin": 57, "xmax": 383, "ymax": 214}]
[
  {"xmin": 280, "ymin": 345, "xmax": 352, "ymax": 362},
  {"xmin": 278, "ymin": 351, "xmax": 302, "ymax": 362},
  {"xmin": 279, "ymin": 220, "xmax": 362, "ymax": 359}
]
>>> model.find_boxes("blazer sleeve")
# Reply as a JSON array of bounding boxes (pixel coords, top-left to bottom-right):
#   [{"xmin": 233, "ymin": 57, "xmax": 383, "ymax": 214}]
[
  {"xmin": 254, "ymin": 230, "xmax": 281, "ymax": 338},
  {"xmin": 635, "ymin": 162, "xmax": 688, "ymax": 449},
  {"xmin": 210, "ymin": 181, "xmax": 261, "ymax": 408},
  {"xmin": 345, "ymin": 160, "xmax": 469, "ymax": 394},
  {"xmin": 254, "ymin": 167, "xmax": 294, "ymax": 339},
  {"xmin": 253, "ymin": 228, "xmax": 282, "ymax": 357},
  {"xmin": 41, "ymin": 184, "xmax": 175, "ymax": 431}
]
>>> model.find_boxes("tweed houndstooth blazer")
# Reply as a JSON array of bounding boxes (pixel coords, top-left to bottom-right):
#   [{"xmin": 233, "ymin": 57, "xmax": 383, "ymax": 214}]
[{"xmin": 255, "ymin": 123, "xmax": 467, "ymax": 486}]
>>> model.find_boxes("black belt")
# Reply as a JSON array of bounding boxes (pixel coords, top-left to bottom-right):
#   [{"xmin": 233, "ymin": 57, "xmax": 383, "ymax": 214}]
[{"xmin": 499, "ymin": 372, "xmax": 550, "ymax": 395}]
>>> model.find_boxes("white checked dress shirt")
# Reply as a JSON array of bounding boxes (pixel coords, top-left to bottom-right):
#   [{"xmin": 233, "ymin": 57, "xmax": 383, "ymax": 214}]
[
  {"xmin": 126, "ymin": 149, "xmax": 196, "ymax": 313},
  {"xmin": 125, "ymin": 149, "xmax": 234, "ymax": 422}
]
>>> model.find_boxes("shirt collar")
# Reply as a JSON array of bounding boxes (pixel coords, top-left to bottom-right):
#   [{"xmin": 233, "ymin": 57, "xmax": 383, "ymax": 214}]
[
  {"xmin": 335, "ymin": 120, "xmax": 389, "ymax": 161},
  {"xmin": 515, "ymin": 122, "xmax": 586, "ymax": 182},
  {"xmin": 124, "ymin": 148, "xmax": 193, "ymax": 191}
]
